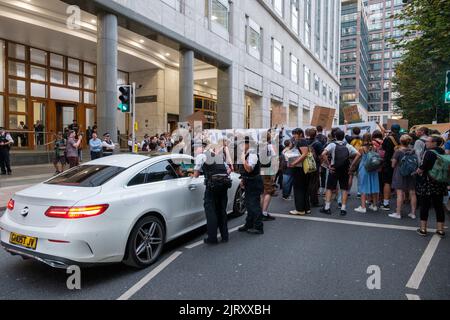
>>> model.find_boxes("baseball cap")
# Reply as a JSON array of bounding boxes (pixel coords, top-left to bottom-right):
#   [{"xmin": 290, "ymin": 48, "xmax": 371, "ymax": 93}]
[{"xmin": 391, "ymin": 124, "xmax": 401, "ymax": 133}]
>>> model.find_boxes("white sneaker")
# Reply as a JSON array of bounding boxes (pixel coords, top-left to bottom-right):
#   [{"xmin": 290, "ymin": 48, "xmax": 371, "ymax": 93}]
[
  {"xmin": 354, "ymin": 206, "xmax": 367, "ymax": 213},
  {"xmin": 388, "ymin": 213, "xmax": 401, "ymax": 219},
  {"xmin": 408, "ymin": 213, "xmax": 417, "ymax": 219},
  {"xmin": 369, "ymin": 205, "xmax": 378, "ymax": 212}
]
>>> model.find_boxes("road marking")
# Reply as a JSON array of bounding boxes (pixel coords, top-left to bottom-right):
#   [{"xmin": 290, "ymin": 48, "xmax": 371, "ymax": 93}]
[
  {"xmin": 271, "ymin": 213, "xmax": 437, "ymax": 232},
  {"xmin": 405, "ymin": 294, "xmax": 421, "ymax": 300},
  {"xmin": 117, "ymin": 251, "xmax": 182, "ymax": 300},
  {"xmin": 184, "ymin": 225, "xmax": 243, "ymax": 249},
  {"xmin": 406, "ymin": 235, "xmax": 441, "ymax": 290},
  {"xmin": 0, "ymin": 174, "xmax": 52, "ymax": 183}
]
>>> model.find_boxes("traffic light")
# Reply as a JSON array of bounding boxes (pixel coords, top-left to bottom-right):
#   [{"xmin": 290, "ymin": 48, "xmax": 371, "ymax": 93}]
[
  {"xmin": 445, "ymin": 70, "xmax": 450, "ymax": 104},
  {"xmin": 118, "ymin": 86, "xmax": 131, "ymax": 113}
]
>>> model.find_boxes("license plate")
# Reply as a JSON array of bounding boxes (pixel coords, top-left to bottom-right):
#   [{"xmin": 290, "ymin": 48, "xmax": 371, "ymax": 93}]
[{"xmin": 9, "ymin": 232, "xmax": 38, "ymax": 250}]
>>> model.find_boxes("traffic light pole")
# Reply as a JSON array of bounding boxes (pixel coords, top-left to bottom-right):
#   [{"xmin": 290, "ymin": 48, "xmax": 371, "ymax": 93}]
[{"xmin": 132, "ymin": 82, "xmax": 137, "ymax": 154}]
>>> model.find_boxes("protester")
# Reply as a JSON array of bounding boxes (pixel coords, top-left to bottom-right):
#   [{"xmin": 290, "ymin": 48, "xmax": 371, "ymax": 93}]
[
  {"xmin": 102, "ymin": 133, "xmax": 115, "ymax": 157},
  {"xmin": 414, "ymin": 127, "xmax": 429, "ymax": 165},
  {"xmin": 320, "ymin": 129, "xmax": 360, "ymax": 216},
  {"xmin": 381, "ymin": 124, "xmax": 401, "ymax": 211},
  {"xmin": 53, "ymin": 132, "xmax": 66, "ymax": 174},
  {"xmin": 260, "ymin": 130, "xmax": 277, "ymax": 221},
  {"xmin": 416, "ymin": 136, "xmax": 447, "ymax": 238},
  {"xmin": 0, "ymin": 127, "xmax": 14, "ymax": 175},
  {"xmin": 281, "ymin": 140, "xmax": 294, "ymax": 200},
  {"xmin": 316, "ymin": 126, "xmax": 328, "ymax": 146},
  {"xmin": 288, "ymin": 128, "xmax": 311, "ymax": 216},
  {"xmin": 89, "ymin": 132, "xmax": 103, "ymax": 160},
  {"xmin": 371, "ymin": 130, "xmax": 385, "ymax": 205},
  {"xmin": 350, "ymin": 133, "xmax": 380, "ymax": 213},
  {"xmin": 307, "ymin": 128, "xmax": 324, "ymax": 207},
  {"xmin": 66, "ymin": 130, "xmax": 82, "ymax": 168},
  {"xmin": 68, "ymin": 119, "xmax": 79, "ymax": 134},
  {"xmin": 389, "ymin": 134, "xmax": 418, "ymax": 219}
]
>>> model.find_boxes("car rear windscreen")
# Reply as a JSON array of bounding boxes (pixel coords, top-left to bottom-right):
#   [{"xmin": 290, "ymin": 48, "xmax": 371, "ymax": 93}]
[{"xmin": 45, "ymin": 165, "xmax": 126, "ymax": 187}]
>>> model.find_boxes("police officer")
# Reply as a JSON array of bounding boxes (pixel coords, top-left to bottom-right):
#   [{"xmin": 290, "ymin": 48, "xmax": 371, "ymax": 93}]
[
  {"xmin": 238, "ymin": 137, "xmax": 264, "ymax": 235},
  {"xmin": 194, "ymin": 141, "xmax": 232, "ymax": 244},
  {"xmin": 0, "ymin": 127, "xmax": 14, "ymax": 175},
  {"xmin": 102, "ymin": 133, "xmax": 115, "ymax": 157}
]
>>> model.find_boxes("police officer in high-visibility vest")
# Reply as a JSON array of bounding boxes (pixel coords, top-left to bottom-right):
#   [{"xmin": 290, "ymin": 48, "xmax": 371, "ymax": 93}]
[
  {"xmin": 238, "ymin": 136, "xmax": 264, "ymax": 235},
  {"xmin": 194, "ymin": 141, "xmax": 233, "ymax": 244},
  {"xmin": 0, "ymin": 127, "xmax": 14, "ymax": 175}
]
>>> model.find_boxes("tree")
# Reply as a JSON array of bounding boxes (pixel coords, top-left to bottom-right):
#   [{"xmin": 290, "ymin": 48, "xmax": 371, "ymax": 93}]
[{"xmin": 391, "ymin": 0, "xmax": 450, "ymax": 126}]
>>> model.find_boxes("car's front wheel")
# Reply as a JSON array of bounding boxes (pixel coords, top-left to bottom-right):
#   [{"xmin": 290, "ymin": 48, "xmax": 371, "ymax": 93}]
[
  {"xmin": 231, "ymin": 186, "xmax": 246, "ymax": 217},
  {"xmin": 124, "ymin": 216, "xmax": 165, "ymax": 269}
]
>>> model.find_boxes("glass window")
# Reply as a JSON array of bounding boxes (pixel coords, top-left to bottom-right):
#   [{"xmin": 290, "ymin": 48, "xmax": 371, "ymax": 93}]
[
  {"xmin": 50, "ymin": 53, "xmax": 64, "ymax": 69},
  {"xmin": 211, "ymin": 0, "xmax": 229, "ymax": 30},
  {"xmin": 31, "ymin": 83, "xmax": 47, "ymax": 98},
  {"xmin": 9, "ymin": 114, "xmax": 27, "ymax": 130},
  {"xmin": 50, "ymin": 70, "xmax": 64, "ymax": 84},
  {"xmin": 304, "ymin": 0, "xmax": 311, "ymax": 48},
  {"xmin": 68, "ymin": 58, "xmax": 80, "ymax": 73},
  {"xmin": 314, "ymin": 74, "xmax": 320, "ymax": 95},
  {"xmin": 8, "ymin": 61, "xmax": 26, "ymax": 78},
  {"xmin": 9, "ymin": 79, "xmax": 26, "ymax": 95},
  {"xmin": 272, "ymin": 39, "xmax": 283, "ymax": 74},
  {"xmin": 290, "ymin": 54, "xmax": 298, "ymax": 83},
  {"xmin": 315, "ymin": 0, "xmax": 321, "ymax": 55},
  {"xmin": 33, "ymin": 102, "xmax": 46, "ymax": 124},
  {"xmin": 84, "ymin": 92, "xmax": 95, "ymax": 104},
  {"xmin": 0, "ymin": 95, "xmax": 4, "ymax": 127},
  {"xmin": 30, "ymin": 48, "xmax": 47, "ymax": 65},
  {"xmin": 84, "ymin": 76, "xmax": 95, "ymax": 90},
  {"xmin": 322, "ymin": 83, "xmax": 327, "ymax": 99},
  {"xmin": 273, "ymin": 0, "xmax": 283, "ymax": 16},
  {"xmin": 247, "ymin": 18, "xmax": 262, "ymax": 60},
  {"xmin": 291, "ymin": 1, "xmax": 299, "ymax": 34},
  {"xmin": 128, "ymin": 161, "xmax": 175, "ymax": 186},
  {"xmin": 50, "ymin": 86, "xmax": 80, "ymax": 102},
  {"xmin": 86, "ymin": 108, "xmax": 95, "ymax": 128},
  {"xmin": 31, "ymin": 65, "xmax": 47, "ymax": 81},
  {"xmin": 46, "ymin": 165, "xmax": 126, "ymax": 187},
  {"xmin": 8, "ymin": 97, "xmax": 27, "ymax": 112},
  {"xmin": 303, "ymin": 65, "xmax": 310, "ymax": 91},
  {"xmin": 8, "ymin": 43, "xmax": 25, "ymax": 60},
  {"xmin": 68, "ymin": 73, "xmax": 80, "ymax": 88},
  {"xmin": 84, "ymin": 62, "xmax": 96, "ymax": 76}
]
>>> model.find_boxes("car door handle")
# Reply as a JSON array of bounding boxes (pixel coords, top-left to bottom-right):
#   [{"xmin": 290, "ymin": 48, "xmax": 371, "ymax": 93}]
[{"xmin": 188, "ymin": 184, "xmax": 197, "ymax": 191}]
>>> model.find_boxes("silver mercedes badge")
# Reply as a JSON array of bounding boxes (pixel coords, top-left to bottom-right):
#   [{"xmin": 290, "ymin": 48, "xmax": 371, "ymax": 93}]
[{"xmin": 20, "ymin": 207, "xmax": 29, "ymax": 217}]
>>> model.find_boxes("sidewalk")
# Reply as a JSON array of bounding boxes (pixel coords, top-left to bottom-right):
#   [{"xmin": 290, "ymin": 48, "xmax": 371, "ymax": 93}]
[{"xmin": 0, "ymin": 164, "xmax": 56, "ymax": 209}]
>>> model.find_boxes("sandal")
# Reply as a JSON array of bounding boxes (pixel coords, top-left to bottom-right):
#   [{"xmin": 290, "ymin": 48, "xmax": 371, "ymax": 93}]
[
  {"xmin": 436, "ymin": 230, "xmax": 445, "ymax": 238},
  {"xmin": 416, "ymin": 229, "xmax": 427, "ymax": 237}
]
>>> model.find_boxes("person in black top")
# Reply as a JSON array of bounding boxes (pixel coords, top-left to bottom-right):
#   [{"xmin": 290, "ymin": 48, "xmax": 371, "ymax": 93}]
[
  {"xmin": 416, "ymin": 135, "xmax": 447, "ymax": 238},
  {"xmin": 238, "ymin": 137, "xmax": 265, "ymax": 235},
  {"xmin": 0, "ymin": 127, "xmax": 14, "ymax": 175},
  {"xmin": 289, "ymin": 128, "xmax": 311, "ymax": 215},
  {"xmin": 381, "ymin": 124, "xmax": 401, "ymax": 211},
  {"xmin": 194, "ymin": 142, "xmax": 233, "ymax": 244},
  {"xmin": 307, "ymin": 128, "xmax": 324, "ymax": 207},
  {"xmin": 316, "ymin": 126, "xmax": 328, "ymax": 146}
]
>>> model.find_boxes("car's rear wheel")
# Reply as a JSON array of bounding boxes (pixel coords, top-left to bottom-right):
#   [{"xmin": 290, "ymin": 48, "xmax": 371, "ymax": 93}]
[
  {"xmin": 124, "ymin": 216, "xmax": 165, "ymax": 269},
  {"xmin": 232, "ymin": 186, "xmax": 246, "ymax": 217}
]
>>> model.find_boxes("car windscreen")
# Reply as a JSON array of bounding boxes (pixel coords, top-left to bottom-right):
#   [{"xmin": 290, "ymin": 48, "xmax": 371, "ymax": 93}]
[{"xmin": 45, "ymin": 165, "xmax": 126, "ymax": 187}]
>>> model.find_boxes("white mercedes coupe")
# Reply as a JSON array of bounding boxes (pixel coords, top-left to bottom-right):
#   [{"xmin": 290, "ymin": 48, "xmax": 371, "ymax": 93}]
[{"xmin": 0, "ymin": 154, "xmax": 245, "ymax": 269}]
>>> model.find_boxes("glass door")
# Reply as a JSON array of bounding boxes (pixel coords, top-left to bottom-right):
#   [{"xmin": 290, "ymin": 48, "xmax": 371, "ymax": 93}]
[{"xmin": 33, "ymin": 101, "xmax": 46, "ymax": 149}]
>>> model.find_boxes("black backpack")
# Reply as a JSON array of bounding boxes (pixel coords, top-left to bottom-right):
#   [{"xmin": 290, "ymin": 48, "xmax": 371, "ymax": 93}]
[{"xmin": 333, "ymin": 142, "xmax": 350, "ymax": 168}]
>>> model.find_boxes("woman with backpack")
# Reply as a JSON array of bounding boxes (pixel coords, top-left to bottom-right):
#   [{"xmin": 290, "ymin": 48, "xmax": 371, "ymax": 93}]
[
  {"xmin": 390, "ymin": 135, "xmax": 418, "ymax": 220},
  {"xmin": 350, "ymin": 133, "xmax": 380, "ymax": 213},
  {"xmin": 416, "ymin": 136, "xmax": 447, "ymax": 238}
]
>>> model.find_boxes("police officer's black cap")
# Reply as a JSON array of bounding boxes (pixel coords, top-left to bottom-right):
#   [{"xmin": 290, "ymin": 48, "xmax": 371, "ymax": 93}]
[{"xmin": 292, "ymin": 128, "xmax": 302, "ymax": 135}]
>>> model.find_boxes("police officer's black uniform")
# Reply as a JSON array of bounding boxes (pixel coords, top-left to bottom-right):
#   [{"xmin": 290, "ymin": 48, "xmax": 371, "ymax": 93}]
[
  {"xmin": 0, "ymin": 131, "xmax": 12, "ymax": 175},
  {"xmin": 239, "ymin": 148, "xmax": 264, "ymax": 234},
  {"xmin": 201, "ymin": 150, "xmax": 231, "ymax": 244}
]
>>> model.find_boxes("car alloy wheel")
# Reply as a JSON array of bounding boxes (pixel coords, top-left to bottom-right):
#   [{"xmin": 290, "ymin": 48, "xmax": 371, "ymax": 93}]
[
  {"xmin": 125, "ymin": 216, "xmax": 165, "ymax": 268},
  {"xmin": 232, "ymin": 186, "xmax": 246, "ymax": 217}
]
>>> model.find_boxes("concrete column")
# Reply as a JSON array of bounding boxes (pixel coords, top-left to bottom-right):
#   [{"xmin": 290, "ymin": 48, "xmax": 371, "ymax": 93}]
[
  {"xmin": 97, "ymin": 13, "xmax": 118, "ymax": 142},
  {"xmin": 179, "ymin": 50, "xmax": 194, "ymax": 122},
  {"xmin": 217, "ymin": 66, "xmax": 232, "ymax": 129}
]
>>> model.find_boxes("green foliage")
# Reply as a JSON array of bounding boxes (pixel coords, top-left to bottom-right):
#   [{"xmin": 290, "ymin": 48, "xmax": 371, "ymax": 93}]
[{"xmin": 391, "ymin": 0, "xmax": 450, "ymax": 126}]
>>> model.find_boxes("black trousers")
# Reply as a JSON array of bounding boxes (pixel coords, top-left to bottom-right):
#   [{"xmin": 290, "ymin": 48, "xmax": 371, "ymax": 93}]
[
  {"xmin": 90, "ymin": 151, "xmax": 102, "ymax": 160},
  {"xmin": 0, "ymin": 148, "xmax": 11, "ymax": 174},
  {"xmin": 293, "ymin": 168, "xmax": 310, "ymax": 212},
  {"xmin": 320, "ymin": 166, "xmax": 327, "ymax": 190},
  {"xmin": 420, "ymin": 195, "xmax": 445, "ymax": 223},
  {"xmin": 308, "ymin": 170, "xmax": 320, "ymax": 206},
  {"xmin": 204, "ymin": 188, "xmax": 229, "ymax": 241},
  {"xmin": 243, "ymin": 176, "xmax": 264, "ymax": 231}
]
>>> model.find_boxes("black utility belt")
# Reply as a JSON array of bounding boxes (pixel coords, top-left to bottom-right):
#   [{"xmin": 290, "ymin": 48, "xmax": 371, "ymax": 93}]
[{"xmin": 241, "ymin": 175, "xmax": 261, "ymax": 181}]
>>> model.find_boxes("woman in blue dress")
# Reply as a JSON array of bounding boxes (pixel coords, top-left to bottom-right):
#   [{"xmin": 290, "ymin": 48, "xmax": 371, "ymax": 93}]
[{"xmin": 350, "ymin": 133, "xmax": 380, "ymax": 213}]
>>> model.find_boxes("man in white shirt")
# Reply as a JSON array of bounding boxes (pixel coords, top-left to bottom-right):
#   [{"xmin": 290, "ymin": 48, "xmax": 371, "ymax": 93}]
[
  {"xmin": 102, "ymin": 133, "xmax": 116, "ymax": 157},
  {"xmin": 259, "ymin": 130, "xmax": 278, "ymax": 221},
  {"xmin": 320, "ymin": 129, "xmax": 359, "ymax": 216}
]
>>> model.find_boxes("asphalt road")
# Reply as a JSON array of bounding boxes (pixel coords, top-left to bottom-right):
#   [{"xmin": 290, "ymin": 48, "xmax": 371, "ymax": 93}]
[{"xmin": 0, "ymin": 191, "xmax": 448, "ymax": 300}]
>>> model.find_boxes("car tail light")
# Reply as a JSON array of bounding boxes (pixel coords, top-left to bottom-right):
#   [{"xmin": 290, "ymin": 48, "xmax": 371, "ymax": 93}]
[
  {"xmin": 45, "ymin": 204, "xmax": 109, "ymax": 219},
  {"xmin": 6, "ymin": 199, "xmax": 15, "ymax": 211}
]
